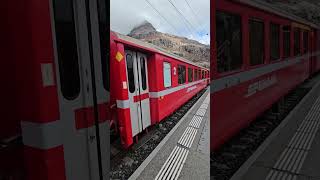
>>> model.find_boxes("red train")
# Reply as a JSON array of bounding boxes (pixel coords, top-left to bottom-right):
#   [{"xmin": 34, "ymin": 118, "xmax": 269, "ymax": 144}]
[
  {"xmin": 110, "ymin": 32, "xmax": 209, "ymax": 148},
  {"xmin": 1, "ymin": 0, "xmax": 111, "ymax": 179},
  {"xmin": 211, "ymin": 0, "xmax": 320, "ymax": 151},
  {"xmin": 1, "ymin": 0, "xmax": 209, "ymax": 179}
]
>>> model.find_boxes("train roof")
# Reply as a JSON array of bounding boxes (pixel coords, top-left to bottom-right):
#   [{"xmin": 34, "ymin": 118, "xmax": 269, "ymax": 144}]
[
  {"xmin": 112, "ymin": 31, "xmax": 209, "ymax": 70},
  {"xmin": 234, "ymin": 0, "xmax": 320, "ymax": 29}
]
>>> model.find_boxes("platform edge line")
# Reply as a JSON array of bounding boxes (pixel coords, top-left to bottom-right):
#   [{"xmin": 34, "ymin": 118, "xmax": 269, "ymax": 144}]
[
  {"xmin": 230, "ymin": 79, "xmax": 320, "ymax": 180},
  {"xmin": 128, "ymin": 88, "xmax": 209, "ymax": 180}
]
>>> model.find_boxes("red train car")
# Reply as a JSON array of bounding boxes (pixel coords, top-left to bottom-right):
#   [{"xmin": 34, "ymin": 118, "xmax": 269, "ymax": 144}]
[
  {"xmin": 1, "ymin": 0, "xmax": 110, "ymax": 179},
  {"xmin": 211, "ymin": 0, "xmax": 320, "ymax": 151},
  {"xmin": 110, "ymin": 32, "xmax": 210, "ymax": 148},
  {"xmin": 1, "ymin": 0, "xmax": 209, "ymax": 179}
]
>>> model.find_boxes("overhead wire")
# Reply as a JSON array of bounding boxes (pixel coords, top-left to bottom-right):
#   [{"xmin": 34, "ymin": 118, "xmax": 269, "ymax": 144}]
[
  {"xmin": 144, "ymin": 0, "xmax": 209, "ymax": 44},
  {"xmin": 167, "ymin": 0, "xmax": 198, "ymax": 33},
  {"xmin": 167, "ymin": 0, "xmax": 209, "ymax": 43},
  {"xmin": 144, "ymin": 0, "xmax": 183, "ymax": 36},
  {"xmin": 183, "ymin": 0, "xmax": 209, "ymax": 34}
]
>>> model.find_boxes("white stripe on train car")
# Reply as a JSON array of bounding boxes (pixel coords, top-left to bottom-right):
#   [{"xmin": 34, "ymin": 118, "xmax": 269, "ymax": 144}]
[
  {"xmin": 116, "ymin": 99, "xmax": 130, "ymax": 109},
  {"xmin": 210, "ymin": 52, "xmax": 319, "ymax": 93},
  {"xmin": 150, "ymin": 79, "xmax": 208, "ymax": 98},
  {"xmin": 21, "ymin": 120, "xmax": 63, "ymax": 149}
]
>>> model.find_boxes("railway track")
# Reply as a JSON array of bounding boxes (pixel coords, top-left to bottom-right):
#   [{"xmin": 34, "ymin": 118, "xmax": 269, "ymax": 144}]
[
  {"xmin": 210, "ymin": 80, "xmax": 313, "ymax": 180},
  {"xmin": 110, "ymin": 88, "xmax": 208, "ymax": 180}
]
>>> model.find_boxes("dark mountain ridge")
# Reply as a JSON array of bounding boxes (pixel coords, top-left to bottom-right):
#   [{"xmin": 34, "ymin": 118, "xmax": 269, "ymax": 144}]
[{"xmin": 128, "ymin": 21, "xmax": 210, "ymax": 68}]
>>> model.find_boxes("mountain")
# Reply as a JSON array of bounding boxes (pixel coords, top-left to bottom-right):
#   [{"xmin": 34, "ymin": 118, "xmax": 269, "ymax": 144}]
[{"xmin": 128, "ymin": 21, "xmax": 210, "ymax": 68}]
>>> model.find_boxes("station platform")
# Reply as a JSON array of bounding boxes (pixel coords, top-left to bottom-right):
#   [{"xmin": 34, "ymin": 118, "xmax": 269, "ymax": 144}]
[
  {"xmin": 129, "ymin": 88, "xmax": 210, "ymax": 180},
  {"xmin": 231, "ymin": 75, "xmax": 320, "ymax": 180}
]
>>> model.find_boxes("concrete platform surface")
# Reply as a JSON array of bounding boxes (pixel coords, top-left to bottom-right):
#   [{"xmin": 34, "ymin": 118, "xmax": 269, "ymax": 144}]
[
  {"xmin": 129, "ymin": 89, "xmax": 210, "ymax": 180},
  {"xmin": 231, "ymin": 77, "xmax": 320, "ymax": 180}
]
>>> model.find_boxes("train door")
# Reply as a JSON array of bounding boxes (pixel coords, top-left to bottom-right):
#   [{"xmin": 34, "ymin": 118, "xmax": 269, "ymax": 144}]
[
  {"xmin": 51, "ymin": 0, "xmax": 109, "ymax": 179},
  {"xmin": 125, "ymin": 50, "xmax": 151, "ymax": 137}
]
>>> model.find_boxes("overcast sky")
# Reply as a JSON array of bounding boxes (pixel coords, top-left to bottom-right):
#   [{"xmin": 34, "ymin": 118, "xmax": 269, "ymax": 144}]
[{"xmin": 110, "ymin": 0, "xmax": 210, "ymax": 45}]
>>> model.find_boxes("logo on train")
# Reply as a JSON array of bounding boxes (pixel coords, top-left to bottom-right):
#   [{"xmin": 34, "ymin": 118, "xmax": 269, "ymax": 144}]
[
  {"xmin": 245, "ymin": 75, "xmax": 278, "ymax": 97},
  {"xmin": 187, "ymin": 86, "xmax": 197, "ymax": 92}
]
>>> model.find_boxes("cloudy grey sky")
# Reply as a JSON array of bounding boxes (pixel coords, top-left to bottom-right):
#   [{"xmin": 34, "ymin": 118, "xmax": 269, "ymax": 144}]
[{"xmin": 110, "ymin": 0, "xmax": 210, "ymax": 44}]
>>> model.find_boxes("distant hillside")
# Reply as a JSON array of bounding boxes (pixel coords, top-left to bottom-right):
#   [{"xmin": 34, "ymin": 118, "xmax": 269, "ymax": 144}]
[{"xmin": 128, "ymin": 22, "xmax": 210, "ymax": 68}]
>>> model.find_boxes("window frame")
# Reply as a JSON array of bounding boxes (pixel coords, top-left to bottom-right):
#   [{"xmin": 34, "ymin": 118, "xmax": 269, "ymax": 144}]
[
  {"xmin": 294, "ymin": 28, "xmax": 301, "ymax": 56},
  {"xmin": 163, "ymin": 61, "xmax": 172, "ymax": 88},
  {"xmin": 53, "ymin": 0, "xmax": 81, "ymax": 100},
  {"xmin": 178, "ymin": 65, "xmax": 186, "ymax": 85},
  {"xmin": 249, "ymin": 18, "xmax": 265, "ymax": 66},
  {"xmin": 188, "ymin": 67, "xmax": 193, "ymax": 83},
  {"xmin": 97, "ymin": 0, "xmax": 110, "ymax": 91},
  {"xmin": 126, "ymin": 53, "xmax": 136, "ymax": 93},
  {"xmin": 270, "ymin": 23, "xmax": 280, "ymax": 61},
  {"xmin": 140, "ymin": 57, "xmax": 147, "ymax": 90},
  {"xmin": 216, "ymin": 10, "xmax": 243, "ymax": 73},
  {"xmin": 283, "ymin": 25, "xmax": 291, "ymax": 58},
  {"xmin": 194, "ymin": 69, "xmax": 198, "ymax": 80},
  {"xmin": 303, "ymin": 31, "xmax": 309, "ymax": 54}
]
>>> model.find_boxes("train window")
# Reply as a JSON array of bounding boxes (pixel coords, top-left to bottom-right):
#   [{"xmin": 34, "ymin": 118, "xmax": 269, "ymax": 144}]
[
  {"xmin": 163, "ymin": 62, "xmax": 172, "ymax": 88},
  {"xmin": 194, "ymin": 69, "xmax": 198, "ymax": 80},
  {"xmin": 249, "ymin": 19, "xmax": 265, "ymax": 66},
  {"xmin": 294, "ymin": 28, "xmax": 301, "ymax": 56},
  {"xmin": 188, "ymin": 67, "xmax": 193, "ymax": 82},
  {"xmin": 303, "ymin": 31, "xmax": 309, "ymax": 54},
  {"xmin": 140, "ymin": 57, "xmax": 147, "ymax": 90},
  {"xmin": 126, "ymin": 54, "xmax": 135, "ymax": 93},
  {"xmin": 216, "ymin": 11, "xmax": 242, "ymax": 73},
  {"xmin": 270, "ymin": 23, "xmax": 280, "ymax": 61},
  {"xmin": 53, "ymin": 0, "xmax": 80, "ymax": 100},
  {"xmin": 198, "ymin": 70, "xmax": 201, "ymax": 80},
  {"xmin": 97, "ymin": 0, "xmax": 110, "ymax": 91},
  {"xmin": 178, "ymin": 65, "xmax": 186, "ymax": 84},
  {"xmin": 202, "ymin": 70, "xmax": 205, "ymax": 79},
  {"xmin": 283, "ymin": 26, "xmax": 291, "ymax": 58}
]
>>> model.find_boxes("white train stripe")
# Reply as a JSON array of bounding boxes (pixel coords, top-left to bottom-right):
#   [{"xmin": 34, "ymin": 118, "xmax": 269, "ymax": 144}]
[
  {"xmin": 116, "ymin": 99, "xmax": 130, "ymax": 109},
  {"xmin": 21, "ymin": 120, "xmax": 63, "ymax": 149},
  {"xmin": 150, "ymin": 79, "xmax": 208, "ymax": 98},
  {"xmin": 20, "ymin": 120, "xmax": 109, "ymax": 150},
  {"xmin": 211, "ymin": 52, "xmax": 320, "ymax": 93}
]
